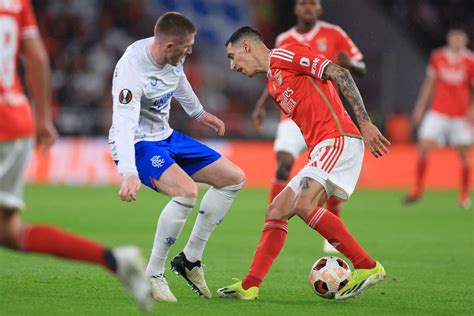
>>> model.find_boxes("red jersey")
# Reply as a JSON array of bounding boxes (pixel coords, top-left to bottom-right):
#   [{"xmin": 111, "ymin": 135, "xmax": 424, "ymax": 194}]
[
  {"xmin": 0, "ymin": 0, "xmax": 39, "ymax": 141},
  {"xmin": 427, "ymin": 48, "xmax": 474, "ymax": 117},
  {"xmin": 275, "ymin": 20, "xmax": 363, "ymax": 120},
  {"xmin": 266, "ymin": 43, "xmax": 361, "ymax": 154}
]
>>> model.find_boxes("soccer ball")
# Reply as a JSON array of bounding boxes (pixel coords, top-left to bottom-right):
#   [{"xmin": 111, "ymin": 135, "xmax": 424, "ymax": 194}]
[{"xmin": 309, "ymin": 256, "xmax": 352, "ymax": 299}]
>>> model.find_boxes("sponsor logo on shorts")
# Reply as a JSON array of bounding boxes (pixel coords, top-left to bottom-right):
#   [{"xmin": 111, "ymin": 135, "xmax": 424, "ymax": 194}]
[
  {"xmin": 150, "ymin": 155, "xmax": 165, "ymax": 168},
  {"xmin": 118, "ymin": 89, "xmax": 132, "ymax": 104}
]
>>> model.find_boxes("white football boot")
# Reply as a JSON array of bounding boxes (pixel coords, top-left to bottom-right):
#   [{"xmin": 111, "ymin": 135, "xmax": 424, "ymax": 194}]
[
  {"xmin": 112, "ymin": 246, "xmax": 154, "ymax": 311},
  {"xmin": 171, "ymin": 252, "xmax": 212, "ymax": 298},
  {"xmin": 150, "ymin": 274, "xmax": 178, "ymax": 302}
]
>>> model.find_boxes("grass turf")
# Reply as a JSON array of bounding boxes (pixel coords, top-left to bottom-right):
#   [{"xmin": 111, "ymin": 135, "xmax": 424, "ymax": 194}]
[{"xmin": 0, "ymin": 186, "xmax": 472, "ymax": 315}]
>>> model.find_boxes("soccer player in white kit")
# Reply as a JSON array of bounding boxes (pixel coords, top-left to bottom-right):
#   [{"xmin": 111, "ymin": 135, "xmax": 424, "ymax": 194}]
[{"xmin": 109, "ymin": 12, "xmax": 245, "ymax": 302}]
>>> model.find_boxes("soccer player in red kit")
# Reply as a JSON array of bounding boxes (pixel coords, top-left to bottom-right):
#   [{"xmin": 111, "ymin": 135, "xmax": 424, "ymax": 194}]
[
  {"xmin": 0, "ymin": 0, "xmax": 152, "ymax": 309},
  {"xmin": 406, "ymin": 27, "xmax": 474, "ymax": 208},
  {"xmin": 252, "ymin": 0, "xmax": 366, "ymax": 252},
  {"xmin": 218, "ymin": 27, "xmax": 389, "ymax": 300}
]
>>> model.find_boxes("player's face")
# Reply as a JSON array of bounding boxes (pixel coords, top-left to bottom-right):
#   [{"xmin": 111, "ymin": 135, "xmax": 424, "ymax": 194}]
[
  {"xmin": 167, "ymin": 32, "xmax": 195, "ymax": 65},
  {"xmin": 446, "ymin": 30, "xmax": 468, "ymax": 51},
  {"xmin": 226, "ymin": 41, "xmax": 259, "ymax": 77},
  {"xmin": 294, "ymin": 0, "xmax": 322, "ymax": 24}
]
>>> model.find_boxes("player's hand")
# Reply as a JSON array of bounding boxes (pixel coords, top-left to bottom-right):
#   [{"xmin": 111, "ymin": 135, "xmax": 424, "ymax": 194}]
[
  {"xmin": 35, "ymin": 119, "xmax": 57, "ymax": 153},
  {"xmin": 359, "ymin": 121, "xmax": 391, "ymax": 158},
  {"xmin": 252, "ymin": 102, "xmax": 266, "ymax": 131},
  {"xmin": 336, "ymin": 52, "xmax": 351, "ymax": 68},
  {"xmin": 197, "ymin": 111, "xmax": 225, "ymax": 136},
  {"xmin": 119, "ymin": 175, "xmax": 141, "ymax": 202}
]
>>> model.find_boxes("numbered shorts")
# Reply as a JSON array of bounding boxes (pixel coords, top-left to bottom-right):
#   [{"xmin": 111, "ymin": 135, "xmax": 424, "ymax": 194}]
[
  {"xmin": 0, "ymin": 138, "xmax": 33, "ymax": 210},
  {"xmin": 274, "ymin": 119, "xmax": 308, "ymax": 158},
  {"xmin": 288, "ymin": 136, "xmax": 364, "ymax": 201},
  {"xmin": 131, "ymin": 131, "xmax": 221, "ymax": 191},
  {"xmin": 418, "ymin": 110, "xmax": 472, "ymax": 146}
]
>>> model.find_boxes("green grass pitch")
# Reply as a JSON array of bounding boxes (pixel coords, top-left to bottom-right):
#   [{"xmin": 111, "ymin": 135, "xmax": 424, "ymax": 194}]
[{"xmin": 0, "ymin": 185, "xmax": 472, "ymax": 315}]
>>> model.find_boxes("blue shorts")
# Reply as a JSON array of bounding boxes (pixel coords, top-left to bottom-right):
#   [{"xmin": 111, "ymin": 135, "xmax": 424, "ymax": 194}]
[{"xmin": 131, "ymin": 131, "xmax": 221, "ymax": 191}]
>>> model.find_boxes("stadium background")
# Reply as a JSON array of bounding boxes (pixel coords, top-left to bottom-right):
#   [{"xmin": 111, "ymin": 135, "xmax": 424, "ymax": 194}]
[
  {"xmin": 25, "ymin": 0, "xmax": 474, "ymax": 189},
  {"xmin": 2, "ymin": 1, "xmax": 473, "ymax": 315}
]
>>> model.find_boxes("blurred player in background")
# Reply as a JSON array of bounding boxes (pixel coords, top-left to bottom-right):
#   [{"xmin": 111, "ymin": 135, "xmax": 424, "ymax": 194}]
[
  {"xmin": 252, "ymin": 0, "xmax": 366, "ymax": 252},
  {"xmin": 109, "ymin": 12, "xmax": 245, "ymax": 302},
  {"xmin": 219, "ymin": 26, "xmax": 388, "ymax": 301},
  {"xmin": 0, "ymin": 0, "xmax": 153, "ymax": 310},
  {"xmin": 406, "ymin": 27, "xmax": 474, "ymax": 208}
]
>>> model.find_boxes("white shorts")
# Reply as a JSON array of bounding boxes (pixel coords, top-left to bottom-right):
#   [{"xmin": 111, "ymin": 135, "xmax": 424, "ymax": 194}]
[
  {"xmin": 274, "ymin": 119, "xmax": 307, "ymax": 158},
  {"xmin": 0, "ymin": 138, "xmax": 33, "ymax": 210},
  {"xmin": 418, "ymin": 110, "xmax": 472, "ymax": 146},
  {"xmin": 288, "ymin": 136, "xmax": 364, "ymax": 201}
]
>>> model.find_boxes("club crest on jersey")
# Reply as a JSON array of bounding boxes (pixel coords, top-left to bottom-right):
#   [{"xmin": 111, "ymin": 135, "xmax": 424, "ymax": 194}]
[
  {"xmin": 118, "ymin": 89, "xmax": 132, "ymax": 104},
  {"xmin": 174, "ymin": 65, "xmax": 183, "ymax": 75},
  {"xmin": 317, "ymin": 38, "xmax": 327, "ymax": 52}
]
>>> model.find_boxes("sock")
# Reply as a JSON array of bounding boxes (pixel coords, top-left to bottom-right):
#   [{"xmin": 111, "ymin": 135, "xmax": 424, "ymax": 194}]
[
  {"xmin": 326, "ymin": 197, "xmax": 341, "ymax": 217},
  {"xmin": 269, "ymin": 180, "xmax": 288, "ymax": 202},
  {"xmin": 146, "ymin": 197, "xmax": 195, "ymax": 276},
  {"xmin": 414, "ymin": 155, "xmax": 427, "ymax": 195},
  {"xmin": 242, "ymin": 218, "xmax": 288, "ymax": 290},
  {"xmin": 306, "ymin": 208, "xmax": 375, "ymax": 269},
  {"xmin": 21, "ymin": 225, "xmax": 113, "ymax": 270},
  {"xmin": 461, "ymin": 162, "xmax": 470, "ymax": 195},
  {"xmin": 183, "ymin": 181, "xmax": 243, "ymax": 263}
]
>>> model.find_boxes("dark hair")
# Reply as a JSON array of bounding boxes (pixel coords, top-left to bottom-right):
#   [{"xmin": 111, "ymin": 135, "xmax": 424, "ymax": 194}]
[
  {"xmin": 154, "ymin": 12, "xmax": 196, "ymax": 37},
  {"xmin": 225, "ymin": 26, "xmax": 263, "ymax": 46}
]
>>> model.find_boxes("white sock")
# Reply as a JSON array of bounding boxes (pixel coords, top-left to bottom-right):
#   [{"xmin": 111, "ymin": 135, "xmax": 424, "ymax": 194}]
[
  {"xmin": 183, "ymin": 181, "xmax": 243, "ymax": 263},
  {"xmin": 146, "ymin": 196, "xmax": 195, "ymax": 276}
]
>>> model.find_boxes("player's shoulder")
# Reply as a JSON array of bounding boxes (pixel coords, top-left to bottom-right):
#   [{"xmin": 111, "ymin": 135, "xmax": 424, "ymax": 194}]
[
  {"xmin": 430, "ymin": 47, "xmax": 446, "ymax": 59},
  {"xmin": 277, "ymin": 42, "xmax": 312, "ymax": 55},
  {"xmin": 275, "ymin": 27, "xmax": 296, "ymax": 47},
  {"xmin": 318, "ymin": 20, "xmax": 348, "ymax": 36}
]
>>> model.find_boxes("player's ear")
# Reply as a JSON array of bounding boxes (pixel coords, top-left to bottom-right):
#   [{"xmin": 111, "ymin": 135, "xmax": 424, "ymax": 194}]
[{"xmin": 242, "ymin": 39, "xmax": 251, "ymax": 53}]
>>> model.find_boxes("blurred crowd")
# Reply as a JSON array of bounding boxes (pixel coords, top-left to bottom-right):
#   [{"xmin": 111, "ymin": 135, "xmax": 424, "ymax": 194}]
[
  {"xmin": 31, "ymin": 0, "xmax": 472, "ymax": 138},
  {"xmin": 379, "ymin": 0, "xmax": 474, "ymax": 53}
]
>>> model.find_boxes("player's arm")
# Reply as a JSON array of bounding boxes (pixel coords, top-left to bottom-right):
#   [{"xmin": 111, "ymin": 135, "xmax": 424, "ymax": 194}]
[
  {"xmin": 335, "ymin": 29, "xmax": 366, "ymax": 77},
  {"xmin": 174, "ymin": 74, "xmax": 225, "ymax": 136},
  {"xmin": 22, "ymin": 33, "xmax": 57, "ymax": 152},
  {"xmin": 251, "ymin": 89, "xmax": 272, "ymax": 131},
  {"xmin": 412, "ymin": 73, "xmax": 435, "ymax": 126},
  {"xmin": 112, "ymin": 61, "xmax": 142, "ymax": 202},
  {"xmin": 335, "ymin": 53, "xmax": 366, "ymax": 77},
  {"xmin": 322, "ymin": 62, "xmax": 390, "ymax": 157}
]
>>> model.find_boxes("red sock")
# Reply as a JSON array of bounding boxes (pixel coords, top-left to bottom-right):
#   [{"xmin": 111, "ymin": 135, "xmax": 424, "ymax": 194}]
[
  {"xmin": 326, "ymin": 197, "xmax": 341, "ymax": 217},
  {"xmin": 414, "ymin": 155, "xmax": 427, "ymax": 195},
  {"xmin": 269, "ymin": 180, "xmax": 288, "ymax": 202},
  {"xmin": 21, "ymin": 225, "xmax": 111, "ymax": 270},
  {"xmin": 306, "ymin": 208, "xmax": 375, "ymax": 269},
  {"xmin": 242, "ymin": 219, "xmax": 288, "ymax": 289},
  {"xmin": 461, "ymin": 162, "xmax": 470, "ymax": 195}
]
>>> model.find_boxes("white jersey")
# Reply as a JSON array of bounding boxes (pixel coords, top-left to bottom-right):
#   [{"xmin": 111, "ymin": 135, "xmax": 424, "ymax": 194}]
[{"xmin": 109, "ymin": 37, "xmax": 204, "ymax": 177}]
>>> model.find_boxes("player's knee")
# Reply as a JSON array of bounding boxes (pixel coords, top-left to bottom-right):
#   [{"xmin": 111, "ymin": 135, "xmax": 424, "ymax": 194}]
[
  {"xmin": 275, "ymin": 163, "xmax": 292, "ymax": 181},
  {"xmin": 172, "ymin": 183, "xmax": 198, "ymax": 199},
  {"xmin": 293, "ymin": 199, "xmax": 313, "ymax": 219},
  {"xmin": 265, "ymin": 202, "xmax": 286, "ymax": 220}
]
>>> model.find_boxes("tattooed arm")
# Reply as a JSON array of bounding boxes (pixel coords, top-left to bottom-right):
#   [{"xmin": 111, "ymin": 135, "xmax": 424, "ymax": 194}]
[{"xmin": 322, "ymin": 63, "xmax": 390, "ymax": 158}]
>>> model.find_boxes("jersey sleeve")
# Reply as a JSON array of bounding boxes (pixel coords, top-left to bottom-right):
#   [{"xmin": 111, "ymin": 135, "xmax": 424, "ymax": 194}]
[
  {"xmin": 270, "ymin": 46, "xmax": 332, "ymax": 80},
  {"xmin": 335, "ymin": 28, "xmax": 363, "ymax": 61},
  {"xmin": 111, "ymin": 58, "xmax": 143, "ymax": 177},
  {"xmin": 20, "ymin": 0, "xmax": 39, "ymax": 39},
  {"xmin": 174, "ymin": 74, "xmax": 205, "ymax": 119}
]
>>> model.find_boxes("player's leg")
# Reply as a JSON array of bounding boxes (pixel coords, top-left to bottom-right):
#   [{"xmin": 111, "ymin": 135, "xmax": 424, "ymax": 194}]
[
  {"xmin": 145, "ymin": 163, "xmax": 198, "ymax": 302},
  {"xmin": 168, "ymin": 135, "xmax": 244, "ymax": 298},
  {"xmin": 0, "ymin": 139, "xmax": 153, "ymax": 310},
  {"xmin": 270, "ymin": 119, "xmax": 306, "ymax": 201},
  {"xmin": 457, "ymin": 145, "xmax": 471, "ymax": 208},
  {"xmin": 406, "ymin": 111, "xmax": 442, "ymax": 203},
  {"xmin": 450, "ymin": 117, "xmax": 472, "ymax": 208},
  {"xmin": 217, "ymin": 186, "xmax": 296, "ymax": 300}
]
